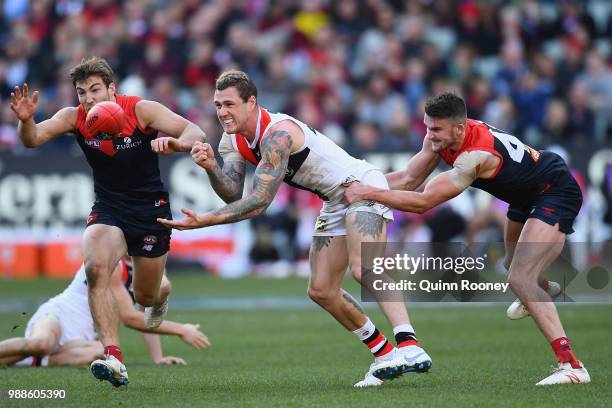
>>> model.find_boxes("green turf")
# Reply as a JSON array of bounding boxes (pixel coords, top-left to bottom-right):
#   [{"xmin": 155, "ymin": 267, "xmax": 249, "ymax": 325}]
[{"xmin": 0, "ymin": 276, "xmax": 610, "ymax": 407}]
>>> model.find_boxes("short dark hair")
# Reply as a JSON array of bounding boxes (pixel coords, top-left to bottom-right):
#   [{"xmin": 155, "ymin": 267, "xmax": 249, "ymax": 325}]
[
  {"xmin": 69, "ymin": 57, "xmax": 114, "ymax": 87},
  {"xmin": 215, "ymin": 70, "xmax": 258, "ymax": 102},
  {"xmin": 424, "ymin": 93, "xmax": 467, "ymax": 123}
]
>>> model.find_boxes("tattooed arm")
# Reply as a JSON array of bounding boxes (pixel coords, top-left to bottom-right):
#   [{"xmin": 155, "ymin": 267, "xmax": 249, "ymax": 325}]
[
  {"xmin": 192, "ymin": 134, "xmax": 246, "ymax": 203},
  {"xmin": 158, "ymin": 126, "xmax": 292, "ymax": 230},
  {"xmin": 208, "ymin": 160, "xmax": 246, "ymax": 203}
]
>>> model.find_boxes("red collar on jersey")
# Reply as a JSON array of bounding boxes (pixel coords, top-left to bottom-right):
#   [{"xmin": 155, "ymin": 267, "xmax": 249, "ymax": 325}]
[{"xmin": 233, "ymin": 107, "xmax": 272, "ymax": 165}]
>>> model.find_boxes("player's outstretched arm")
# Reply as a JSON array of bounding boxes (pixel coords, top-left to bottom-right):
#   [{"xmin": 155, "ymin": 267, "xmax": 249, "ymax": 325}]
[
  {"xmin": 110, "ymin": 270, "xmax": 210, "ymax": 350},
  {"xmin": 386, "ymin": 138, "xmax": 440, "ymax": 191},
  {"xmin": 191, "ymin": 135, "xmax": 246, "ymax": 203},
  {"xmin": 11, "ymin": 84, "xmax": 76, "ymax": 148},
  {"xmin": 140, "ymin": 332, "xmax": 187, "ymax": 365},
  {"xmin": 158, "ymin": 126, "xmax": 291, "ymax": 230},
  {"xmin": 345, "ymin": 170, "xmax": 465, "ymax": 214},
  {"xmin": 136, "ymin": 100, "xmax": 206, "ymax": 155}
]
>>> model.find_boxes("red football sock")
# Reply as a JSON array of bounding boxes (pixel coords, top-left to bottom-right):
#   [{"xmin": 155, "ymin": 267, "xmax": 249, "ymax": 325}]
[
  {"xmin": 550, "ymin": 337, "xmax": 580, "ymax": 369},
  {"xmin": 364, "ymin": 329, "xmax": 394, "ymax": 358},
  {"xmin": 104, "ymin": 345, "xmax": 123, "ymax": 362}
]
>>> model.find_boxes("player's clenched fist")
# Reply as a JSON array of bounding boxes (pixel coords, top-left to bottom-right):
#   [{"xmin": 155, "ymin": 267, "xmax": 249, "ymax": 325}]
[{"xmin": 191, "ymin": 141, "xmax": 217, "ymax": 171}]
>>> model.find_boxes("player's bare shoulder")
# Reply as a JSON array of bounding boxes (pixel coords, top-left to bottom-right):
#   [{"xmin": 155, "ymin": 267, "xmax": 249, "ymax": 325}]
[
  {"xmin": 54, "ymin": 106, "xmax": 79, "ymax": 128},
  {"xmin": 133, "ymin": 99, "xmax": 160, "ymax": 129},
  {"xmin": 218, "ymin": 132, "xmax": 245, "ymax": 164},
  {"xmin": 265, "ymin": 119, "xmax": 303, "ymax": 154}
]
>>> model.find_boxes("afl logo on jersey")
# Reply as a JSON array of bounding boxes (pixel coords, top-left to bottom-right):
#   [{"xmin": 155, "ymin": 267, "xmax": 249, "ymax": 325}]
[
  {"xmin": 84, "ymin": 139, "xmax": 102, "ymax": 148},
  {"xmin": 142, "ymin": 235, "xmax": 157, "ymax": 252},
  {"xmin": 143, "ymin": 235, "xmax": 158, "ymax": 245}
]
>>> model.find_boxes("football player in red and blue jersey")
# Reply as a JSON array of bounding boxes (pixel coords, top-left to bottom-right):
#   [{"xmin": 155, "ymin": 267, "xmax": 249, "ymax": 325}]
[
  {"xmin": 9, "ymin": 57, "xmax": 207, "ymax": 386},
  {"xmin": 344, "ymin": 93, "xmax": 589, "ymax": 386}
]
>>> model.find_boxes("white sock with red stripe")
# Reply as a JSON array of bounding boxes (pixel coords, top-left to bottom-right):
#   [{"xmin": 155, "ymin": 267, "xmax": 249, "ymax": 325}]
[
  {"xmin": 353, "ymin": 319, "xmax": 394, "ymax": 359},
  {"xmin": 393, "ymin": 324, "xmax": 420, "ymax": 348}
]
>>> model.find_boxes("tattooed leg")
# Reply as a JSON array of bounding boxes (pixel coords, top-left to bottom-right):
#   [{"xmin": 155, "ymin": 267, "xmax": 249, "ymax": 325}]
[
  {"xmin": 312, "ymin": 236, "xmax": 332, "ymax": 252},
  {"xmin": 351, "ymin": 212, "xmax": 384, "ymax": 239},
  {"xmin": 341, "ymin": 288, "xmax": 365, "ymax": 314}
]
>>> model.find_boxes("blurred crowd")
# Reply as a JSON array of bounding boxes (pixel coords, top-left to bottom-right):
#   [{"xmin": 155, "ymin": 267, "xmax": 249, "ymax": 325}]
[
  {"xmin": 1, "ymin": 0, "xmax": 612, "ymax": 151},
  {"xmin": 1, "ymin": 0, "xmax": 611, "ymax": 274}
]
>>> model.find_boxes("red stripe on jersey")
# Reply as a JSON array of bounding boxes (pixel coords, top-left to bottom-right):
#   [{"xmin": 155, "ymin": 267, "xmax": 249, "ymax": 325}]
[
  {"xmin": 234, "ymin": 135, "xmax": 259, "ymax": 165},
  {"xmin": 234, "ymin": 108, "xmax": 272, "ymax": 165},
  {"xmin": 366, "ymin": 333, "xmax": 386, "ymax": 350},
  {"xmin": 438, "ymin": 119, "xmax": 504, "ymax": 179}
]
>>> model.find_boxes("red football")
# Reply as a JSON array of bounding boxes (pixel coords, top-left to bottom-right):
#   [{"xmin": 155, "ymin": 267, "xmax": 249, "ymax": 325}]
[{"xmin": 85, "ymin": 101, "xmax": 125, "ymax": 138}]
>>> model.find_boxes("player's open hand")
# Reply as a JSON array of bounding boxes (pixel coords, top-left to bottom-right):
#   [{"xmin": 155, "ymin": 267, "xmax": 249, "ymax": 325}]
[
  {"xmin": 191, "ymin": 141, "xmax": 216, "ymax": 171},
  {"xmin": 343, "ymin": 181, "xmax": 371, "ymax": 205},
  {"xmin": 180, "ymin": 323, "xmax": 211, "ymax": 350},
  {"xmin": 151, "ymin": 136, "xmax": 183, "ymax": 155},
  {"xmin": 157, "ymin": 208, "xmax": 210, "ymax": 230},
  {"xmin": 155, "ymin": 355, "xmax": 187, "ymax": 365},
  {"xmin": 10, "ymin": 83, "xmax": 39, "ymax": 121}
]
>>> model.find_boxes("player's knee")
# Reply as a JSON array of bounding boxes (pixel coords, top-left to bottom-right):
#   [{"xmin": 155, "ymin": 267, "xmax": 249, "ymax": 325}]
[
  {"xmin": 507, "ymin": 273, "xmax": 528, "ymax": 292},
  {"xmin": 25, "ymin": 337, "xmax": 54, "ymax": 356},
  {"xmin": 350, "ymin": 265, "xmax": 362, "ymax": 282},
  {"xmin": 307, "ymin": 286, "xmax": 335, "ymax": 306},
  {"xmin": 134, "ymin": 291, "xmax": 156, "ymax": 307},
  {"xmin": 83, "ymin": 260, "xmax": 108, "ymax": 288}
]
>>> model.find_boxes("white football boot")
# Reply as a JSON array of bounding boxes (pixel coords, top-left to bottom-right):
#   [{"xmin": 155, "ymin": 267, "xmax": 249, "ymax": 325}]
[
  {"xmin": 353, "ymin": 370, "xmax": 383, "ymax": 388},
  {"xmin": 90, "ymin": 355, "xmax": 129, "ymax": 387},
  {"xmin": 144, "ymin": 299, "xmax": 168, "ymax": 329},
  {"xmin": 354, "ymin": 348, "xmax": 406, "ymax": 388},
  {"xmin": 507, "ymin": 281, "xmax": 561, "ymax": 320},
  {"xmin": 398, "ymin": 344, "xmax": 432, "ymax": 373},
  {"xmin": 536, "ymin": 362, "xmax": 590, "ymax": 386}
]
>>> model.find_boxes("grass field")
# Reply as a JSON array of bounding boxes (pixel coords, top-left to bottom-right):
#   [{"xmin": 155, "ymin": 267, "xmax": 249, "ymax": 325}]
[{"xmin": 0, "ymin": 275, "xmax": 610, "ymax": 407}]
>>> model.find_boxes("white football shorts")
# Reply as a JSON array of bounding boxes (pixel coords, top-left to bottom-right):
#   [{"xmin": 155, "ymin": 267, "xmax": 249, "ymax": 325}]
[
  {"xmin": 312, "ymin": 168, "xmax": 394, "ymax": 237},
  {"xmin": 24, "ymin": 295, "xmax": 97, "ymax": 349}
]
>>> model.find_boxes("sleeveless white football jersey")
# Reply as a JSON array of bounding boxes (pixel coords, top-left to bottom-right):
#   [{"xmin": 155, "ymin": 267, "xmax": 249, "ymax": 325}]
[{"xmin": 228, "ymin": 108, "xmax": 378, "ymax": 203}]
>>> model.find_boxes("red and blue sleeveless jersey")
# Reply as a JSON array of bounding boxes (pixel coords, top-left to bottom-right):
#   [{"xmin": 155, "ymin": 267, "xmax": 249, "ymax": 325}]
[
  {"xmin": 74, "ymin": 94, "xmax": 167, "ymax": 213},
  {"xmin": 439, "ymin": 119, "xmax": 567, "ymax": 207}
]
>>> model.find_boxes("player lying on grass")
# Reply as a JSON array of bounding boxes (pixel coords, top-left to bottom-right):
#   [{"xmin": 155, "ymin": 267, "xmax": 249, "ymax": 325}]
[
  {"xmin": 0, "ymin": 257, "xmax": 210, "ymax": 375},
  {"xmin": 344, "ymin": 92, "xmax": 589, "ymax": 386}
]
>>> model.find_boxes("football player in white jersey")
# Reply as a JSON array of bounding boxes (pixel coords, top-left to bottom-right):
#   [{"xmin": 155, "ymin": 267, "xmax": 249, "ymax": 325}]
[
  {"xmin": 158, "ymin": 70, "xmax": 432, "ymax": 387},
  {"xmin": 0, "ymin": 258, "xmax": 210, "ymax": 375}
]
